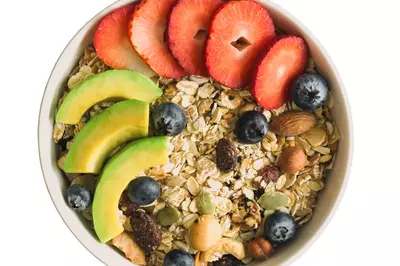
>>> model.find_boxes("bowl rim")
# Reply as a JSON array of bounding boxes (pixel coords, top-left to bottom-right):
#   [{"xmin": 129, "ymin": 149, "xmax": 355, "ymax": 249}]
[{"xmin": 38, "ymin": 0, "xmax": 354, "ymax": 265}]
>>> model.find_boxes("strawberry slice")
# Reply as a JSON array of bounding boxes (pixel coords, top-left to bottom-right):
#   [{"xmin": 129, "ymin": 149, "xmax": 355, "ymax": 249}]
[
  {"xmin": 251, "ymin": 36, "xmax": 309, "ymax": 110},
  {"xmin": 205, "ymin": 0, "xmax": 276, "ymax": 88},
  {"xmin": 129, "ymin": 0, "xmax": 186, "ymax": 78},
  {"xmin": 167, "ymin": 0, "xmax": 224, "ymax": 76},
  {"xmin": 94, "ymin": 5, "xmax": 155, "ymax": 77}
]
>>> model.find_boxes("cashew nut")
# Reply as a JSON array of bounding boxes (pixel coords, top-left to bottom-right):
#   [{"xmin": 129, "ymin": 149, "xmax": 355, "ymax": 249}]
[{"xmin": 200, "ymin": 238, "xmax": 246, "ymax": 262}]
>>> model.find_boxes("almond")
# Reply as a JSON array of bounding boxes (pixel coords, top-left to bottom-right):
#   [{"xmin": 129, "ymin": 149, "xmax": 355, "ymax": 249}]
[
  {"xmin": 279, "ymin": 146, "xmax": 307, "ymax": 174},
  {"xmin": 270, "ymin": 111, "xmax": 317, "ymax": 136}
]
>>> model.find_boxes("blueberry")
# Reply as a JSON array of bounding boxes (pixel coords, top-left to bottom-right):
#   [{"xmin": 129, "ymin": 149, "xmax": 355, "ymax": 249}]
[
  {"xmin": 66, "ymin": 184, "xmax": 92, "ymax": 211},
  {"xmin": 291, "ymin": 73, "xmax": 329, "ymax": 110},
  {"xmin": 264, "ymin": 211, "xmax": 296, "ymax": 244},
  {"xmin": 151, "ymin": 102, "xmax": 187, "ymax": 136},
  {"xmin": 163, "ymin": 249, "xmax": 194, "ymax": 266},
  {"xmin": 127, "ymin": 176, "xmax": 160, "ymax": 206},
  {"xmin": 235, "ymin": 111, "xmax": 268, "ymax": 144}
]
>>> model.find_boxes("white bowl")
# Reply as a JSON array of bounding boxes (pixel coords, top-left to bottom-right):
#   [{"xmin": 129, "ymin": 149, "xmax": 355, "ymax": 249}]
[{"xmin": 38, "ymin": 0, "xmax": 353, "ymax": 265}]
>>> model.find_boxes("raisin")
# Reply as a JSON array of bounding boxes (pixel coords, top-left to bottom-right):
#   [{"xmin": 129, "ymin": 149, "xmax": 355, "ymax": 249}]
[
  {"xmin": 119, "ymin": 192, "xmax": 139, "ymax": 216},
  {"xmin": 130, "ymin": 211, "xmax": 161, "ymax": 257},
  {"xmin": 213, "ymin": 255, "xmax": 245, "ymax": 266},
  {"xmin": 259, "ymin": 165, "xmax": 281, "ymax": 184},
  {"xmin": 216, "ymin": 138, "xmax": 238, "ymax": 172}
]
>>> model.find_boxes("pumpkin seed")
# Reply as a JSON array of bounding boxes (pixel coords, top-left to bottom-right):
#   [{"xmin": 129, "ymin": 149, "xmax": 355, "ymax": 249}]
[
  {"xmin": 197, "ymin": 190, "xmax": 216, "ymax": 215},
  {"xmin": 258, "ymin": 192, "xmax": 290, "ymax": 210},
  {"xmin": 156, "ymin": 207, "xmax": 181, "ymax": 227}
]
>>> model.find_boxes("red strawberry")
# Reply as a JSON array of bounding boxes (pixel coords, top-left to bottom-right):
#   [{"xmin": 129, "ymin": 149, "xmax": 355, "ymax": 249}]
[
  {"xmin": 94, "ymin": 5, "xmax": 155, "ymax": 77},
  {"xmin": 251, "ymin": 36, "xmax": 309, "ymax": 110},
  {"xmin": 205, "ymin": 0, "xmax": 276, "ymax": 89},
  {"xmin": 129, "ymin": 0, "xmax": 186, "ymax": 78},
  {"xmin": 167, "ymin": 0, "xmax": 224, "ymax": 76}
]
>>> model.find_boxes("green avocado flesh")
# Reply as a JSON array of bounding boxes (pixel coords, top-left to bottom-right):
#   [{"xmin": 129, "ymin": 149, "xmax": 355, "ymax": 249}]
[
  {"xmin": 56, "ymin": 70, "xmax": 162, "ymax": 124},
  {"xmin": 92, "ymin": 136, "xmax": 169, "ymax": 243},
  {"xmin": 64, "ymin": 100, "xmax": 149, "ymax": 174}
]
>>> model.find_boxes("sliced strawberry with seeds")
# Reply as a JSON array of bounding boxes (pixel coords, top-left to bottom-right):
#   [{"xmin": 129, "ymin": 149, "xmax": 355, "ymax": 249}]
[
  {"xmin": 167, "ymin": 0, "xmax": 224, "ymax": 76},
  {"xmin": 94, "ymin": 5, "xmax": 155, "ymax": 77},
  {"xmin": 251, "ymin": 36, "xmax": 309, "ymax": 110},
  {"xmin": 129, "ymin": 0, "xmax": 186, "ymax": 78},
  {"xmin": 205, "ymin": 0, "xmax": 276, "ymax": 88}
]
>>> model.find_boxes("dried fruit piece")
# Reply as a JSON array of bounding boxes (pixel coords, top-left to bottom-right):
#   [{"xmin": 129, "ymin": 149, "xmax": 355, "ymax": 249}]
[
  {"xmin": 111, "ymin": 232, "xmax": 146, "ymax": 265},
  {"xmin": 247, "ymin": 238, "xmax": 273, "ymax": 260},
  {"xmin": 216, "ymin": 138, "xmax": 238, "ymax": 172},
  {"xmin": 279, "ymin": 146, "xmax": 307, "ymax": 174},
  {"xmin": 270, "ymin": 111, "xmax": 317, "ymax": 137},
  {"xmin": 156, "ymin": 207, "xmax": 181, "ymax": 227},
  {"xmin": 197, "ymin": 190, "xmax": 216, "ymax": 215},
  {"xmin": 119, "ymin": 192, "xmax": 139, "ymax": 216},
  {"xmin": 259, "ymin": 165, "xmax": 281, "ymax": 184},
  {"xmin": 130, "ymin": 211, "xmax": 162, "ymax": 256},
  {"xmin": 212, "ymin": 255, "xmax": 245, "ymax": 266}
]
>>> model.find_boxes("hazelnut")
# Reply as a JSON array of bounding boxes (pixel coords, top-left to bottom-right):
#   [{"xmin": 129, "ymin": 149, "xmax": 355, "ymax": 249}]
[
  {"xmin": 279, "ymin": 146, "xmax": 307, "ymax": 174},
  {"xmin": 189, "ymin": 215, "xmax": 222, "ymax": 251},
  {"xmin": 247, "ymin": 238, "xmax": 273, "ymax": 260}
]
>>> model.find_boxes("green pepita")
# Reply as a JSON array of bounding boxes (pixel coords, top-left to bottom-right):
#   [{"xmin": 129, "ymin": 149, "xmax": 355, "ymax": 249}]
[
  {"xmin": 197, "ymin": 190, "xmax": 216, "ymax": 215},
  {"xmin": 156, "ymin": 207, "xmax": 181, "ymax": 227},
  {"xmin": 258, "ymin": 191, "xmax": 290, "ymax": 210}
]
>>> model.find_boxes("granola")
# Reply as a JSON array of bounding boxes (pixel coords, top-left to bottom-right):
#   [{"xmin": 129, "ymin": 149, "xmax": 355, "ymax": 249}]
[{"xmin": 54, "ymin": 43, "xmax": 340, "ymax": 265}]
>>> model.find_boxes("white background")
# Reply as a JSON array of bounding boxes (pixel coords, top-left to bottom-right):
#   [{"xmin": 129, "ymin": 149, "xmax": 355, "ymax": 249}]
[{"xmin": 1, "ymin": 0, "xmax": 399, "ymax": 265}]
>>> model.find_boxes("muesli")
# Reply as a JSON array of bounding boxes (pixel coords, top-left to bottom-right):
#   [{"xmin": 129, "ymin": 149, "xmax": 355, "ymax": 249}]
[{"xmin": 54, "ymin": 1, "xmax": 340, "ymax": 265}]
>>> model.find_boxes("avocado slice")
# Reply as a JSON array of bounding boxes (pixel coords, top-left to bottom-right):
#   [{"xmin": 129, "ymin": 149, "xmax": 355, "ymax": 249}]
[
  {"xmin": 92, "ymin": 136, "xmax": 169, "ymax": 243},
  {"xmin": 56, "ymin": 70, "xmax": 162, "ymax": 124},
  {"xmin": 64, "ymin": 99, "xmax": 149, "ymax": 174}
]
